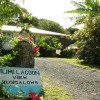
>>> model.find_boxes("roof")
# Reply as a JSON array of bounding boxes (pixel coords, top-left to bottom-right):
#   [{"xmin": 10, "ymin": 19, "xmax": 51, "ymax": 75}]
[{"xmin": 1, "ymin": 25, "xmax": 69, "ymax": 37}]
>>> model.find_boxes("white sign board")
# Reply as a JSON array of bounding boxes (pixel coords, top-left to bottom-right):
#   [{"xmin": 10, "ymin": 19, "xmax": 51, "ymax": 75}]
[{"xmin": 0, "ymin": 67, "xmax": 43, "ymax": 96}]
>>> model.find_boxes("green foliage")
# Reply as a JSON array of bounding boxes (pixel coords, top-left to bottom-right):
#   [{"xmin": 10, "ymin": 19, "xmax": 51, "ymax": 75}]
[
  {"xmin": 38, "ymin": 19, "xmax": 66, "ymax": 33},
  {"xmin": 19, "ymin": 16, "xmax": 39, "ymax": 27},
  {"xmin": 0, "ymin": 37, "xmax": 19, "ymax": 66},
  {"xmin": 66, "ymin": 0, "xmax": 100, "ymax": 25},
  {"xmin": 61, "ymin": 48, "xmax": 76, "ymax": 58},
  {"xmin": 37, "ymin": 36, "xmax": 62, "ymax": 57},
  {"xmin": 0, "ymin": 84, "xmax": 8, "ymax": 98},
  {"xmin": 0, "ymin": 36, "xmax": 39, "ymax": 66},
  {"xmin": 0, "ymin": 0, "xmax": 33, "ymax": 31},
  {"xmin": 38, "ymin": 36, "xmax": 62, "ymax": 50},
  {"xmin": 0, "ymin": 54, "xmax": 14, "ymax": 66},
  {"xmin": 66, "ymin": 0, "xmax": 100, "ymax": 65},
  {"xmin": 14, "ymin": 7, "xmax": 39, "ymax": 27},
  {"xmin": 0, "ymin": 0, "xmax": 23, "ymax": 26},
  {"xmin": 74, "ymin": 16, "xmax": 100, "ymax": 65},
  {"xmin": 67, "ymin": 27, "xmax": 78, "ymax": 35}
]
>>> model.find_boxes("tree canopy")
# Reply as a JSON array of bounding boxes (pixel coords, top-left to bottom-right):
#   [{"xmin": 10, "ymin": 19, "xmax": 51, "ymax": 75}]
[{"xmin": 0, "ymin": 0, "xmax": 23, "ymax": 27}]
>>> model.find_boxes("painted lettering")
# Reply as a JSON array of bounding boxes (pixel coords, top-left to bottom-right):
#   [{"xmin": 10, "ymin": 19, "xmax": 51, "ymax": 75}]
[
  {"xmin": 2, "ymin": 80, "xmax": 39, "ymax": 85},
  {"xmin": 16, "ymin": 70, "xmax": 20, "ymax": 74},
  {"xmin": 12, "ymin": 76, "xmax": 27, "ymax": 79}
]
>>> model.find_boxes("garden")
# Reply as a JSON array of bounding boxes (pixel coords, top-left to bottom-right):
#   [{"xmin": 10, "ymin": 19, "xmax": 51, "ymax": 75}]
[{"xmin": 0, "ymin": 0, "xmax": 100, "ymax": 100}]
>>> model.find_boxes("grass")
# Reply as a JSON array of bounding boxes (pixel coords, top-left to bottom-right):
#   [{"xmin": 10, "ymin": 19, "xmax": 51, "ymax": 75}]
[
  {"xmin": 42, "ymin": 77, "xmax": 73, "ymax": 100},
  {"xmin": 50, "ymin": 58, "xmax": 100, "ymax": 71}
]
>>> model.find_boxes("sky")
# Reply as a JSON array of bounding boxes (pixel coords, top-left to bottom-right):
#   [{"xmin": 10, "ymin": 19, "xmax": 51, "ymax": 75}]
[{"xmin": 14, "ymin": 0, "xmax": 79, "ymax": 28}]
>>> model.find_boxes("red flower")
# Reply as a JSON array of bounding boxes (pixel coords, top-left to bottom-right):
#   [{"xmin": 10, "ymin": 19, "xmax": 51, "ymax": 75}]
[
  {"xmin": 29, "ymin": 92, "xmax": 41, "ymax": 100},
  {"xmin": 33, "ymin": 47, "xmax": 40, "ymax": 52}
]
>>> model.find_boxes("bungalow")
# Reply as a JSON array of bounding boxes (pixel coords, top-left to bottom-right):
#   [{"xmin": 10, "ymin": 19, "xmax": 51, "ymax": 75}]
[{"xmin": 0, "ymin": 25, "xmax": 69, "ymax": 52}]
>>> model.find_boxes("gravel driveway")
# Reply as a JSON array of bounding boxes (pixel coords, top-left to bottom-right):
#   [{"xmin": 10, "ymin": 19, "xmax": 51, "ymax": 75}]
[{"xmin": 35, "ymin": 57, "xmax": 100, "ymax": 100}]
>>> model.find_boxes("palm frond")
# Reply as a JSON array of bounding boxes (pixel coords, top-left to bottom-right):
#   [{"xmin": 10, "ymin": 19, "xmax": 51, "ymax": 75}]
[
  {"xmin": 71, "ymin": 15, "xmax": 87, "ymax": 26},
  {"xmin": 67, "ymin": 8, "xmax": 91, "ymax": 14},
  {"xmin": 85, "ymin": 0, "xmax": 99, "ymax": 11},
  {"xmin": 85, "ymin": 0, "xmax": 94, "ymax": 8},
  {"xmin": 71, "ymin": 1, "xmax": 85, "ymax": 8},
  {"xmin": 65, "ymin": 0, "xmax": 100, "ymax": 26}
]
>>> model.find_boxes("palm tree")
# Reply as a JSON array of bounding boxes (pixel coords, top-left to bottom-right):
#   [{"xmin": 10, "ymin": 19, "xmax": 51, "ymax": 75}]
[{"xmin": 65, "ymin": 0, "xmax": 100, "ymax": 25}]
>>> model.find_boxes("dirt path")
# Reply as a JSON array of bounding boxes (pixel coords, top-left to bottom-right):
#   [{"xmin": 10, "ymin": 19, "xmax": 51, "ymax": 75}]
[{"xmin": 35, "ymin": 57, "xmax": 100, "ymax": 100}]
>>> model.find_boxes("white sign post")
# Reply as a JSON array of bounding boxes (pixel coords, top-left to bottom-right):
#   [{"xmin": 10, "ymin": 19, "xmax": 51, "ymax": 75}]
[{"xmin": 0, "ymin": 67, "xmax": 43, "ymax": 96}]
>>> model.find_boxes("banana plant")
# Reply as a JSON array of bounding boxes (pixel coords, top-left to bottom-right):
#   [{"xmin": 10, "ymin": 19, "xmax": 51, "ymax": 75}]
[{"xmin": 65, "ymin": 0, "xmax": 100, "ymax": 25}]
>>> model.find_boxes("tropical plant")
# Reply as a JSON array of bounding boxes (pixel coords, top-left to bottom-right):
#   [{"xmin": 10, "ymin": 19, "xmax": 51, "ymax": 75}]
[
  {"xmin": 38, "ymin": 36, "xmax": 62, "ymax": 50},
  {"xmin": 65, "ymin": 0, "xmax": 100, "ymax": 65},
  {"xmin": 37, "ymin": 36, "xmax": 62, "ymax": 57},
  {"xmin": 73, "ymin": 16, "xmax": 100, "ymax": 64},
  {"xmin": 66, "ymin": 0, "xmax": 100, "ymax": 25}
]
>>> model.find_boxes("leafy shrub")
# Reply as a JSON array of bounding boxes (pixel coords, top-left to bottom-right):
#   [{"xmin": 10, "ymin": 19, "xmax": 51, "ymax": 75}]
[
  {"xmin": 38, "ymin": 36, "xmax": 62, "ymax": 57},
  {"xmin": 61, "ymin": 48, "xmax": 76, "ymax": 58},
  {"xmin": 73, "ymin": 17, "xmax": 100, "ymax": 65}
]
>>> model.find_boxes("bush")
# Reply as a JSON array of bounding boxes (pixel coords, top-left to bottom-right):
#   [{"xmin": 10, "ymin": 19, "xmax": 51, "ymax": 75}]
[
  {"xmin": 38, "ymin": 36, "xmax": 62, "ymax": 57},
  {"xmin": 74, "ymin": 17, "xmax": 100, "ymax": 65},
  {"xmin": 61, "ymin": 48, "xmax": 76, "ymax": 58},
  {"xmin": 39, "ymin": 47, "xmax": 56, "ymax": 57}
]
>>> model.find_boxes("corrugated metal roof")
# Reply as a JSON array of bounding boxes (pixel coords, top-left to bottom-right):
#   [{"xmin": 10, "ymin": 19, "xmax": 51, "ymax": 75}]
[{"xmin": 1, "ymin": 25, "xmax": 69, "ymax": 37}]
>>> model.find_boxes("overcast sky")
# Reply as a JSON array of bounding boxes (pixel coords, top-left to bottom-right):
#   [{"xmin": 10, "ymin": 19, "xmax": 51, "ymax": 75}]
[{"xmin": 14, "ymin": 0, "xmax": 79, "ymax": 28}]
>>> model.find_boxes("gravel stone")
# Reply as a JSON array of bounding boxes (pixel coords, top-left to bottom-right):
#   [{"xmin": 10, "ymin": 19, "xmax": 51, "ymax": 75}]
[{"xmin": 35, "ymin": 57, "xmax": 100, "ymax": 100}]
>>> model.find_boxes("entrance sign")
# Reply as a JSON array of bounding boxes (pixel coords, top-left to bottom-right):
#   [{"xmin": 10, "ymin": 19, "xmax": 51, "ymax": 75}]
[{"xmin": 0, "ymin": 67, "xmax": 43, "ymax": 96}]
